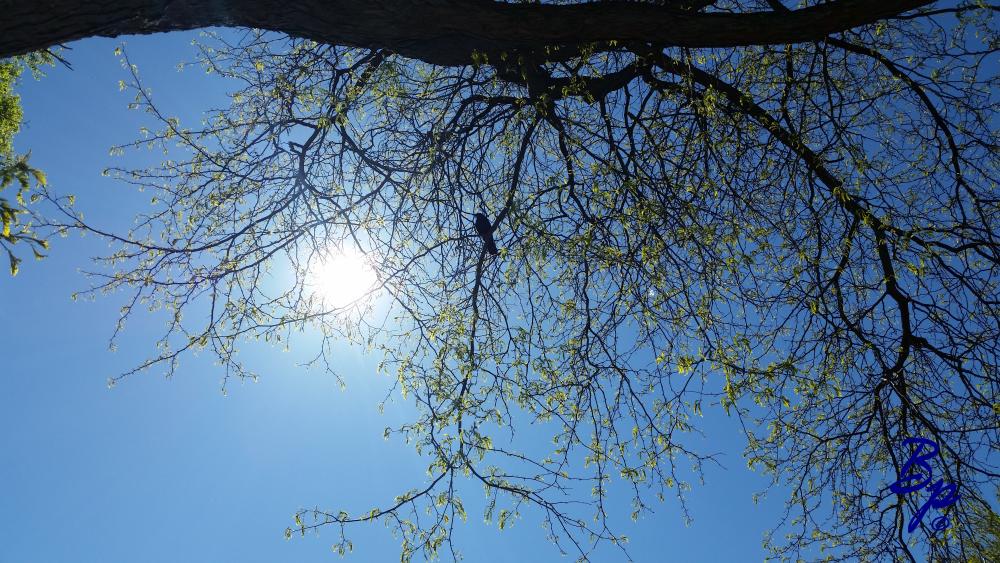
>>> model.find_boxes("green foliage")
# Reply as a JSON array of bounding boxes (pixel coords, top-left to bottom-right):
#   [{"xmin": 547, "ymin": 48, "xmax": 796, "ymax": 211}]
[
  {"xmin": 0, "ymin": 62, "xmax": 24, "ymax": 155},
  {"xmin": 0, "ymin": 52, "xmax": 54, "ymax": 276},
  {"xmin": 969, "ymin": 488, "xmax": 1000, "ymax": 562}
]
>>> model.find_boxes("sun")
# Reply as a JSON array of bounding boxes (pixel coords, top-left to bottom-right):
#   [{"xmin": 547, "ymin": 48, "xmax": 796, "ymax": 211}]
[{"xmin": 306, "ymin": 246, "xmax": 378, "ymax": 309}]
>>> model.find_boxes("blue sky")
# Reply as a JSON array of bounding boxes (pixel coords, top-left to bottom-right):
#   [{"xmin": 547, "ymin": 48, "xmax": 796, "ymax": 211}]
[{"xmin": 1, "ymin": 32, "xmax": 816, "ymax": 563}]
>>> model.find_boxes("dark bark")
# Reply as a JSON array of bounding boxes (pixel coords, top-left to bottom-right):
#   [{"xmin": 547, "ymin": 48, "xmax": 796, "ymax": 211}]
[{"xmin": 0, "ymin": 0, "xmax": 935, "ymax": 66}]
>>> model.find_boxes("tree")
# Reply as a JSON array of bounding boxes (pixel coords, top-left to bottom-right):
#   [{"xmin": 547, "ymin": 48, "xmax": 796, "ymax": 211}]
[
  {"xmin": 7, "ymin": 0, "xmax": 1000, "ymax": 561},
  {"xmin": 0, "ymin": 50, "xmax": 59, "ymax": 276},
  {"xmin": 969, "ymin": 487, "xmax": 1000, "ymax": 561}
]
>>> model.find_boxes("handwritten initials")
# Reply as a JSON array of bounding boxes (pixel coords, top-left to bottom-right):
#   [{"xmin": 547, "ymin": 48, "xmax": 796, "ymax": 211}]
[{"xmin": 887, "ymin": 437, "xmax": 959, "ymax": 533}]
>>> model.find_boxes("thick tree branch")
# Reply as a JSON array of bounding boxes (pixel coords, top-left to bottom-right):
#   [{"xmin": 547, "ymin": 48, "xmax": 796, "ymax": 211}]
[{"xmin": 0, "ymin": 0, "xmax": 936, "ymax": 66}]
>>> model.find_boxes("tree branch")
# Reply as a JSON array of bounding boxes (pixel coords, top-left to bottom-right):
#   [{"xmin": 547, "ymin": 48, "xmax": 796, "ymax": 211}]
[{"xmin": 0, "ymin": 0, "xmax": 936, "ymax": 66}]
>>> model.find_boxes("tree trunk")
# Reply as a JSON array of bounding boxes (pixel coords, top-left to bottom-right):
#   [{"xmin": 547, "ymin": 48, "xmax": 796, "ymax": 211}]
[{"xmin": 0, "ymin": 0, "xmax": 935, "ymax": 66}]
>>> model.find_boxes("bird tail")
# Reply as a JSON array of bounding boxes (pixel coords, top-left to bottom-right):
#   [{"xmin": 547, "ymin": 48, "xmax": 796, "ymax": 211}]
[{"xmin": 486, "ymin": 240, "xmax": 499, "ymax": 255}]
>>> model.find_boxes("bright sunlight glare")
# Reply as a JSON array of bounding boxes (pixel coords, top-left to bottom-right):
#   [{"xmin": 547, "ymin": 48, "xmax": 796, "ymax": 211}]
[{"xmin": 306, "ymin": 247, "xmax": 378, "ymax": 309}]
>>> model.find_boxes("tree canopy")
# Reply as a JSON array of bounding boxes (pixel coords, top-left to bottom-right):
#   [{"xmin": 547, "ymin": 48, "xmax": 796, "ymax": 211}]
[
  {"xmin": 5, "ymin": 1, "xmax": 1000, "ymax": 561},
  {"xmin": 970, "ymin": 487, "xmax": 1000, "ymax": 561},
  {"xmin": 0, "ymin": 51, "xmax": 56, "ymax": 275}
]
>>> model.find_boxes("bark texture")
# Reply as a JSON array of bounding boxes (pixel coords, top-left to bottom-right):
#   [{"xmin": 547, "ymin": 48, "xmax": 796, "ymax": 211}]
[{"xmin": 0, "ymin": 0, "xmax": 935, "ymax": 66}]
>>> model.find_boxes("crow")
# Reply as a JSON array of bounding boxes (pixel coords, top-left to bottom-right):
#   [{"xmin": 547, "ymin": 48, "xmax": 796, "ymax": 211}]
[{"xmin": 473, "ymin": 212, "xmax": 499, "ymax": 255}]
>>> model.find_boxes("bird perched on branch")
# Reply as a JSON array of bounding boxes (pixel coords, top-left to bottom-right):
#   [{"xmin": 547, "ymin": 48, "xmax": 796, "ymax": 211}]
[{"xmin": 473, "ymin": 212, "xmax": 499, "ymax": 256}]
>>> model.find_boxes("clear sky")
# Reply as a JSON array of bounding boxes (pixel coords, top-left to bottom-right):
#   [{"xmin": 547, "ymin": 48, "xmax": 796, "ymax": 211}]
[{"xmin": 2, "ymin": 32, "xmax": 824, "ymax": 563}]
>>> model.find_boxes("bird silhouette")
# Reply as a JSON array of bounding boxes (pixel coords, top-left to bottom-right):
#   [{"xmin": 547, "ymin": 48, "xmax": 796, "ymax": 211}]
[{"xmin": 473, "ymin": 212, "xmax": 499, "ymax": 255}]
